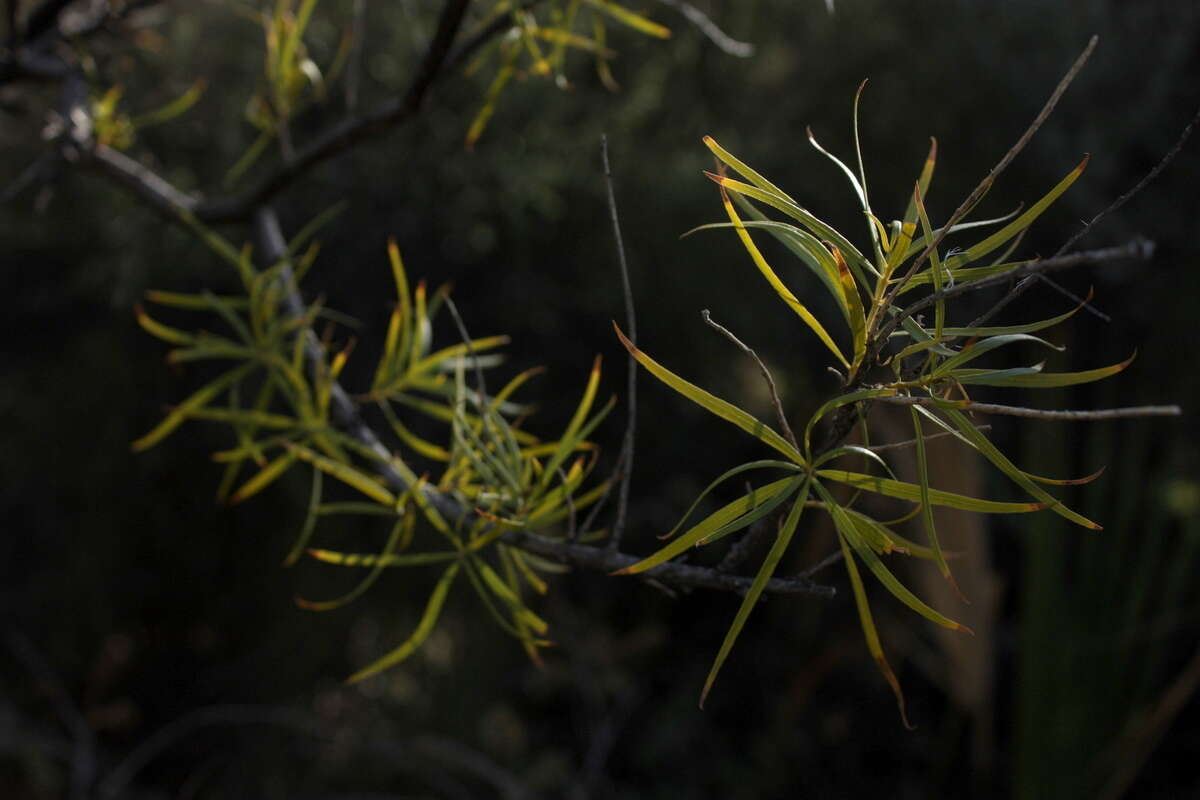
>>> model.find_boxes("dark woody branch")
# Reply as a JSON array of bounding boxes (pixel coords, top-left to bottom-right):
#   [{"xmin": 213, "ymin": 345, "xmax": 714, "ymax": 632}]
[
  {"xmin": 252, "ymin": 208, "xmax": 835, "ymax": 599},
  {"xmin": 193, "ymin": 0, "xmax": 472, "ymax": 223}
]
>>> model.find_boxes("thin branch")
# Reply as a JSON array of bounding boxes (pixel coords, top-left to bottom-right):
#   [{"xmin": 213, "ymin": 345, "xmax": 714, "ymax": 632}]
[
  {"xmin": 601, "ymin": 134, "xmax": 637, "ymax": 551},
  {"xmin": 882, "ymin": 238, "xmax": 1154, "ymax": 343},
  {"xmin": 195, "ymin": 0, "xmax": 472, "ymax": 223},
  {"xmin": 970, "ymin": 100, "xmax": 1200, "ymax": 329},
  {"xmin": 1056, "ymin": 102, "xmax": 1200, "ymax": 259},
  {"xmin": 653, "ymin": 0, "xmax": 754, "ymax": 57},
  {"xmin": 867, "ymin": 424, "xmax": 992, "ymax": 453},
  {"xmin": 800, "ymin": 548, "xmax": 844, "ymax": 578},
  {"xmin": 252, "ymin": 208, "xmax": 835, "ymax": 599},
  {"xmin": 874, "ymin": 35, "xmax": 1098, "ymax": 343},
  {"xmin": 701, "ymin": 309, "xmax": 801, "ymax": 452},
  {"xmin": 879, "ymin": 396, "xmax": 1181, "ymax": 421},
  {"xmin": 88, "ymin": 143, "xmax": 200, "ymax": 217},
  {"xmin": 442, "ymin": 294, "xmax": 490, "ymax": 400}
]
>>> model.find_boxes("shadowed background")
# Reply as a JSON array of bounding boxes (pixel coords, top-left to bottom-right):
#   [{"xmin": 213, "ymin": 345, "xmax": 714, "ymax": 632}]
[{"xmin": 2, "ymin": 1, "xmax": 1199, "ymax": 797}]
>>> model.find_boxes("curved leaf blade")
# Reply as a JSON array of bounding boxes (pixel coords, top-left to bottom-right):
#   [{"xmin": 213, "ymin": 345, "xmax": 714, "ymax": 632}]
[{"xmin": 614, "ymin": 323, "xmax": 805, "ymax": 464}]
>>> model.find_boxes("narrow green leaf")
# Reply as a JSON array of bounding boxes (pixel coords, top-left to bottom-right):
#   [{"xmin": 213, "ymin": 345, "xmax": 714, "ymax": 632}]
[
  {"xmin": 708, "ymin": 173, "xmax": 876, "ymax": 283},
  {"xmin": 910, "ymin": 408, "xmax": 953, "ymax": 583},
  {"xmin": 803, "ymin": 387, "xmax": 896, "ymax": 458},
  {"xmin": 307, "ymin": 549, "xmax": 458, "ymax": 567},
  {"xmin": 836, "ymin": 521, "xmax": 912, "ymax": 729},
  {"xmin": 285, "ymin": 442, "xmax": 397, "ymax": 507},
  {"xmin": 941, "ymin": 408, "xmax": 1101, "ymax": 529},
  {"xmin": 659, "ymin": 459, "xmax": 804, "ymax": 541},
  {"xmin": 886, "ymin": 137, "xmax": 937, "ymax": 275},
  {"xmin": 944, "ymin": 156, "xmax": 1090, "ymax": 270},
  {"xmin": 131, "ymin": 362, "xmax": 255, "ymax": 451},
  {"xmin": 229, "ymin": 450, "xmax": 298, "ymax": 505},
  {"xmin": 700, "ymin": 476, "xmax": 812, "ymax": 707},
  {"xmin": 345, "ymin": 561, "xmax": 460, "ymax": 683},
  {"xmin": 697, "ymin": 475, "xmax": 804, "ymax": 546},
  {"xmin": 816, "ymin": 482, "xmax": 970, "ymax": 633},
  {"xmin": 929, "ymin": 333, "xmax": 1065, "ymax": 378},
  {"xmin": 817, "ymin": 469, "xmax": 1047, "ymax": 513},
  {"xmin": 296, "ymin": 514, "xmax": 407, "ymax": 611},
  {"xmin": 689, "ymin": 214, "xmax": 851, "ymax": 329},
  {"xmin": 936, "ymin": 291, "xmax": 1091, "ymax": 338},
  {"xmin": 535, "ymin": 356, "xmax": 604, "ymax": 494},
  {"xmin": 284, "ymin": 466, "xmax": 323, "ymax": 567},
  {"xmin": 948, "ymin": 352, "xmax": 1135, "ymax": 387},
  {"xmin": 129, "ymin": 78, "xmax": 206, "ymax": 129},
  {"xmin": 134, "ymin": 305, "xmax": 194, "ymax": 346},
  {"xmin": 702, "ymin": 136, "xmax": 796, "ymax": 203},
  {"xmin": 830, "ymin": 244, "xmax": 868, "ymax": 368},
  {"xmin": 614, "ymin": 324, "xmax": 805, "ymax": 464},
  {"xmin": 614, "ymin": 477, "xmax": 800, "ymax": 575},
  {"xmin": 719, "ymin": 189, "xmax": 850, "ymax": 368}
]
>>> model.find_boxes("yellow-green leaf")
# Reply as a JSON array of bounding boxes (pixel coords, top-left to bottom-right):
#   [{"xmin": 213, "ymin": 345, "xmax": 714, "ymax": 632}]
[
  {"xmin": 614, "ymin": 324, "xmax": 805, "ymax": 463},
  {"xmin": 131, "ymin": 362, "xmax": 255, "ymax": 452},
  {"xmin": 700, "ymin": 477, "xmax": 812, "ymax": 708},
  {"xmin": 817, "ymin": 469, "xmax": 1047, "ymax": 513},
  {"xmin": 346, "ymin": 561, "xmax": 460, "ymax": 683},
  {"xmin": 719, "ymin": 189, "xmax": 849, "ymax": 369}
]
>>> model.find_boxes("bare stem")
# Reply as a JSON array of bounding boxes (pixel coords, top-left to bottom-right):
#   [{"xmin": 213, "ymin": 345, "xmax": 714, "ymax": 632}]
[
  {"xmin": 867, "ymin": 425, "xmax": 992, "ymax": 453},
  {"xmin": 701, "ymin": 309, "xmax": 801, "ymax": 453},
  {"xmin": 970, "ymin": 100, "xmax": 1200, "ymax": 329},
  {"xmin": 874, "ymin": 35, "xmax": 1098, "ymax": 342},
  {"xmin": 879, "ymin": 396, "xmax": 1182, "ymax": 421},
  {"xmin": 653, "ymin": 0, "xmax": 754, "ymax": 57},
  {"xmin": 601, "ymin": 134, "xmax": 637, "ymax": 552},
  {"xmin": 880, "ymin": 238, "xmax": 1154, "ymax": 345}
]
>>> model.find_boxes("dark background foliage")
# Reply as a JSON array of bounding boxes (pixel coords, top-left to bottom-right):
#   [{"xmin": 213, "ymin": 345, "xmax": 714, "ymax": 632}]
[{"xmin": 3, "ymin": 1, "xmax": 1199, "ymax": 797}]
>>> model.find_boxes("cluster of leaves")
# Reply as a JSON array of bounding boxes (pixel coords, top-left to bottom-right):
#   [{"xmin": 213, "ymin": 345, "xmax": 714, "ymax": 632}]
[
  {"xmin": 614, "ymin": 90, "xmax": 1134, "ymax": 722},
  {"xmin": 462, "ymin": 0, "xmax": 672, "ymax": 148},
  {"xmin": 225, "ymin": 0, "xmax": 351, "ymax": 184},
  {"xmin": 90, "ymin": 79, "xmax": 206, "ymax": 150},
  {"xmin": 134, "ymin": 217, "xmax": 610, "ymax": 680}
]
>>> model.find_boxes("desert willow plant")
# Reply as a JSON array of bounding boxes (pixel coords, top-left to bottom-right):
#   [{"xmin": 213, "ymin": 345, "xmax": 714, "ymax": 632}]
[{"xmin": 612, "ymin": 72, "xmax": 1178, "ymax": 722}]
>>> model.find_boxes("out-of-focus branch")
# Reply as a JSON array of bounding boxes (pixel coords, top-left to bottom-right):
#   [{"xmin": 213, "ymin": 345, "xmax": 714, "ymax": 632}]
[
  {"xmin": 193, "ymin": 0, "xmax": 472, "ymax": 223},
  {"xmin": 969, "ymin": 100, "xmax": 1200, "ymax": 329},
  {"xmin": 880, "ymin": 238, "xmax": 1155, "ymax": 345},
  {"xmin": 654, "ymin": 0, "xmax": 754, "ymax": 57}
]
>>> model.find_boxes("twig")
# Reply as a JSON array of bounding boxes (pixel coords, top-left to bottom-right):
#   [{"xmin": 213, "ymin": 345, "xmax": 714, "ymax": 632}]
[
  {"xmin": 601, "ymin": 134, "xmax": 637, "ymax": 551},
  {"xmin": 1056, "ymin": 102, "xmax": 1200, "ymax": 259},
  {"xmin": 800, "ymin": 548, "xmax": 844, "ymax": 578},
  {"xmin": 89, "ymin": 143, "xmax": 200, "ymax": 217},
  {"xmin": 442, "ymin": 294, "xmax": 489, "ymax": 400},
  {"xmin": 194, "ymin": 0, "xmax": 472, "ymax": 222},
  {"xmin": 874, "ymin": 35, "xmax": 1098, "ymax": 345},
  {"xmin": 867, "ymin": 425, "xmax": 992, "ymax": 453},
  {"xmin": 701, "ymin": 309, "xmax": 801, "ymax": 452},
  {"xmin": 884, "ymin": 238, "xmax": 1154, "ymax": 342},
  {"xmin": 879, "ymin": 396, "xmax": 1181, "ymax": 421},
  {"xmin": 653, "ymin": 0, "xmax": 754, "ymax": 57},
  {"xmin": 970, "ymin": 101, "xmax": 1200, "ymax": 329}
]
